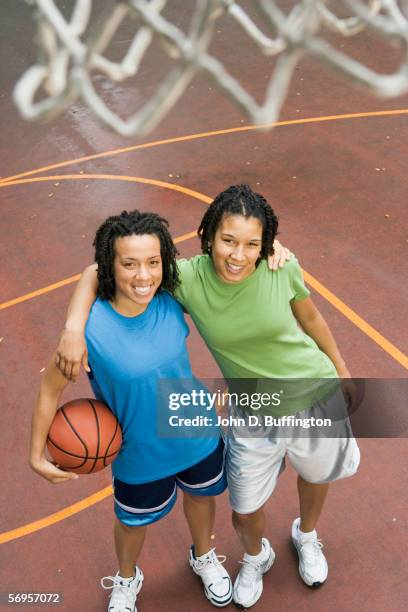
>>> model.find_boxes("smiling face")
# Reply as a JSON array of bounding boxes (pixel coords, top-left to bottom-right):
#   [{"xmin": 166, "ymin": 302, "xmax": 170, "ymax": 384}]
[
  {"xmin": 211, "ymin": 214, "xmax": 263, "ymax": 283},
  {"xmin": 112, "ymin": 233, "xmax": 163, "ymax": 316}
]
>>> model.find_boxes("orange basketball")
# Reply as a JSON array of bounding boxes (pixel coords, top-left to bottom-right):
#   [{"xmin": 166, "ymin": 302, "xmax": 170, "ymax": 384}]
[{"xmin": 47, "ymin": 399, "xmax": 122, "ymax": 474}]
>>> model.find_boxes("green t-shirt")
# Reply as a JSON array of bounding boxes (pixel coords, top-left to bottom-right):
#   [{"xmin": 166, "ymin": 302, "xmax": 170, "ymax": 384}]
[{"xmin": 175, "ymin": 255, "xmax": 339, "ymax": 414}]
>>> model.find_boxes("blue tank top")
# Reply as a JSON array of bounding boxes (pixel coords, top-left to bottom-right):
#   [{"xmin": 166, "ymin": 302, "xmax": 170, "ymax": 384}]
[{"xmin": 85, "ymin": 292, "xmax": 218, "ymax": 483}]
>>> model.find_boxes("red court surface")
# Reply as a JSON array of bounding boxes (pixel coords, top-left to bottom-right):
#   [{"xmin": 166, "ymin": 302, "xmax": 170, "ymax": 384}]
[{"xmin": 0, "ymin": 2, "xmax": 407, "ymax": 611}]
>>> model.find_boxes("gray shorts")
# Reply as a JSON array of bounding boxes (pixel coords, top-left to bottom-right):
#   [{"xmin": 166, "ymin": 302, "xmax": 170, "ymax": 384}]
[{"xmin": 226, "ymin": 390, "xmax": 360, "ymax": 514}]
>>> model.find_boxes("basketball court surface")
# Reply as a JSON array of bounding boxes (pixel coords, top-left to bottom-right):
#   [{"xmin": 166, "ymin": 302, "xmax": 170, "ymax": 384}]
[{"xmin": 0, "ymin": 1, "xmax": 407, "ymax": 611}]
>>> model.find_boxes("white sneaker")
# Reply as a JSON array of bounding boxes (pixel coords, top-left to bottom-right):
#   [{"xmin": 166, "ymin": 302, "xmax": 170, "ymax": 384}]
[
  {"xmin": 101, "ymin": 566, "xmax": 144, "ymax": 612},
  {"xmin": 189, "ymin": 546, "xmax": 233, "ymax": 607},
  {"xmin": 233, "ymin": 538, "xmax": 275, "ymax": 608},
  {"xmin": 291, "ymin": 517, "xmax": 328, "ymax": 587}
]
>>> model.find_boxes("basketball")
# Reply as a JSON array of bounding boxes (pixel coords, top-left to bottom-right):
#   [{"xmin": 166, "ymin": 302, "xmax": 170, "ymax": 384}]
[{"xmin": 46, "ymin": 399, "xmax": 122, "ymax": 474}]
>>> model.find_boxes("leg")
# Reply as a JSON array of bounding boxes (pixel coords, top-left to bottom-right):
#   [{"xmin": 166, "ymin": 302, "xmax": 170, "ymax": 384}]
[
  {"xmin": 288, "ymin": 403, "xmax": 360, "ymax": 587},
  {"xmin": 114, "ymin": 518, "xmax": 147, "ymax": 578},
  {"xmin": 290, "ymin": 461, "xmax": 331, "ymax": 588},
  {"xmin": 226, "ymin": 434, "xmax": 282, "ymax": 607},
  {"xmin": 232, "ymin": 507, "xmax": 265, "ymax": 555},
  {"xmin": 111, "ymin": 473, "xmax": 177, "ymax": 578},
  {"xmin": 297, "ymin": 476, "xmax": 329, "ymax": 532},
  {"xmin": 185, "ymin": 492, "xmax": 232, "ymax": 607},
  {"xmin": 231, "ymin": 507, "xmax": 275, "ymax": 608},
  {"xmin": 291, "ymin": 479, "xmax": 329, "ymax": 587},
  {"xmin": 183, "ymin": 491, "xmax": 215, "ymax": 557},
  {"xmin": 103, "ymin": 475, "xmax": 175, "ymax": 610},
  {"xmin": 180, "ymin": 440, "xmax": 232, "ymax": 607},
  {"xmin": 101, "ymin": 519, "xmax": 146, "ymax": 611}
]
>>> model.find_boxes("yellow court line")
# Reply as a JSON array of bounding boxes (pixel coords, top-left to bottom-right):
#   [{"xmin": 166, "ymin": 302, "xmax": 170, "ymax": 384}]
[
  {"xmin": 0, "ymin": 486, "xmax": 113, "ymax": 544},
  {"xmin": 1, "ymin": 109, "xmax": 408, "ymax": 185}
]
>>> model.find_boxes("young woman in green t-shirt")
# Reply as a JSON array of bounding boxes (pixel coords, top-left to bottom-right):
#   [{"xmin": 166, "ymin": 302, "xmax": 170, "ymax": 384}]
[{"xmin": 55, "ymin": 185, "xmax": 359, "ymax": 609}]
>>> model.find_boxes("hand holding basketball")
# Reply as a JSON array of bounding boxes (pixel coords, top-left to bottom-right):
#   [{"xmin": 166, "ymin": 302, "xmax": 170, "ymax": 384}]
[
  {"xmin": 47, "ymin": 398, "xmax": 122, "ymax": 474},
  {"xmin": 30, "ymin": 456, "xmax": 79, "ymax": 484}
]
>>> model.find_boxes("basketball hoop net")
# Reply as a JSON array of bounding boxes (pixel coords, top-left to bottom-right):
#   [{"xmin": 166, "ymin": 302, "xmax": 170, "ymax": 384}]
[{"xmin": 13, "ymin": 0, "xmax": 408, "ymax": 136}]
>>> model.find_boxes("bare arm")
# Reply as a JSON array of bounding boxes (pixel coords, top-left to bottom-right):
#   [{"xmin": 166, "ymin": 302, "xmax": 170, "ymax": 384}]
[
  {"xmin": 30, "ymin": 355, "xmax": 79, "ymax": 483},
  {"xmin": 291, "ymin": 297, "xmax": 348, "ymax": 375},
  {"xmin": 291, "ymin": 297, "xmax": 356, "ymax": 405},
  {"xmin": 56, "ymin": 264, "xmax": 98, "ymax": 381}
]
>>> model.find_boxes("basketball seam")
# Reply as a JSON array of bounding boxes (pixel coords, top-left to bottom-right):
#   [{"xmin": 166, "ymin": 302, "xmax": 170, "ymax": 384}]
[
  {"xmin": 46, "ymin": 438, "xmax": 119, "ymax": 460},
  {"xmin": 59, "ymin": 405, "xmax": 89, "ymax": 468},
  {"xmin": 88, "ymin": 399, "xmax": 100, "ymax": 474}
]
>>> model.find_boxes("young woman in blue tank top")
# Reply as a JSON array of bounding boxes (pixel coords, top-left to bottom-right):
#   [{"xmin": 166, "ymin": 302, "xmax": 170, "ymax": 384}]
[{"xmin": 30, "ymin": 211, "xmax": 233, "ymax": 612}]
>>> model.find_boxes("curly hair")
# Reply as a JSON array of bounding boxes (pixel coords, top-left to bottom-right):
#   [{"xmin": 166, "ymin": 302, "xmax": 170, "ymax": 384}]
[
  {"xmin": 197, "ymin": 184, "xmax": 279, "ymax": 259},
  {"xmin": 93, "ymin": 210, "xmax": 179, "ymax": 301}
]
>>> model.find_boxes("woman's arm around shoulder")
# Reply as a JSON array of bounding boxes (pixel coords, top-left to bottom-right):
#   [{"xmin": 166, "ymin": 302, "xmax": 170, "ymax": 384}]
[{"xmin": 56, "ymin": 264, "xmax": 98, "ymax": 382}]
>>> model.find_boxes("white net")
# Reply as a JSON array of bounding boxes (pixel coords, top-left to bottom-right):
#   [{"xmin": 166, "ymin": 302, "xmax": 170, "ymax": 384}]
[{"xmin": 13, "ymin": 0, "xmax": 408, "ymax": 136}]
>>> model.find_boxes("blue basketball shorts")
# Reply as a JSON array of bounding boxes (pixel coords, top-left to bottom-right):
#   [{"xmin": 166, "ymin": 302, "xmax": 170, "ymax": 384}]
[{"xmin": 113, "ymin": 438, "xmax": 227, "ymax": 526}]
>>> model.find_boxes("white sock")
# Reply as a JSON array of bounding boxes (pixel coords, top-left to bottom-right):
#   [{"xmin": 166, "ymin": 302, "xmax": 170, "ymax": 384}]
[
  {"xmin": 244, "ymin": 546, "xmax": 266, "ymax": 563},
  {"xmin": 297, "ymin": 525, "xmax": 317, "ymax": 539}
]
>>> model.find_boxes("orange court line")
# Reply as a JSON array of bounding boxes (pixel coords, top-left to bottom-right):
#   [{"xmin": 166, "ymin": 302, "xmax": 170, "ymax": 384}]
[
  {"xmin": 0, "ymin": 173, "xmax": 212, "ymax": 205},
  {"xmin": 303, "ymin": 271, "xmax": 408, "ymax": 371},
  {"xmin": 0, "ymin": 486, "xmax": 113, "ymax": 544},
  {"xmin": 1, "ymin": 109, "xmax": 408, "ymax": 185},
  {"xmin": 0, "ymin": 274, "xmax": 81, "ymax": 310}
]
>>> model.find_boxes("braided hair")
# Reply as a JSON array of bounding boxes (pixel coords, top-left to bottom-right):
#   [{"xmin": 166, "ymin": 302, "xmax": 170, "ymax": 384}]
[
  {"xmin": 197, "ymin": 184, "xmax": 278, "ymax": 259},
  {"xmin": 93, "ymin": 210, "xmax": 179, "ymax": 300}
]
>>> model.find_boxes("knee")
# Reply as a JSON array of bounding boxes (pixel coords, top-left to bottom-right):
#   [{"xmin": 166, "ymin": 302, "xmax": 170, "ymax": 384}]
[
  {"xmin": 115, "ymin": 518, "xmax": 143, "ymax": 534},
  {"xmin": 232, "ymin": 509, "xmax": 259, "ymax": 526},
  {"xmin": 183, "ymin": 491, "xmax": 213, "ymax": 506}
]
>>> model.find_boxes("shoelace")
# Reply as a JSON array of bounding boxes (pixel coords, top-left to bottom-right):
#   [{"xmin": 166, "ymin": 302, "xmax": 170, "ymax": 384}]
[
  {"xmin": 298, "ymin": 538, "xmax": 324, "ymax": 565},
  {"xmin": 237, "ymin": 556, "xmax": 265, "ymax": 583},
  {"xmin": 100, "ymin": 575, "xmax": 136, "ymax": 607},
  {"xmin": 192, "ymin": 549, "xmax": 227, "ymax": 582}
]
